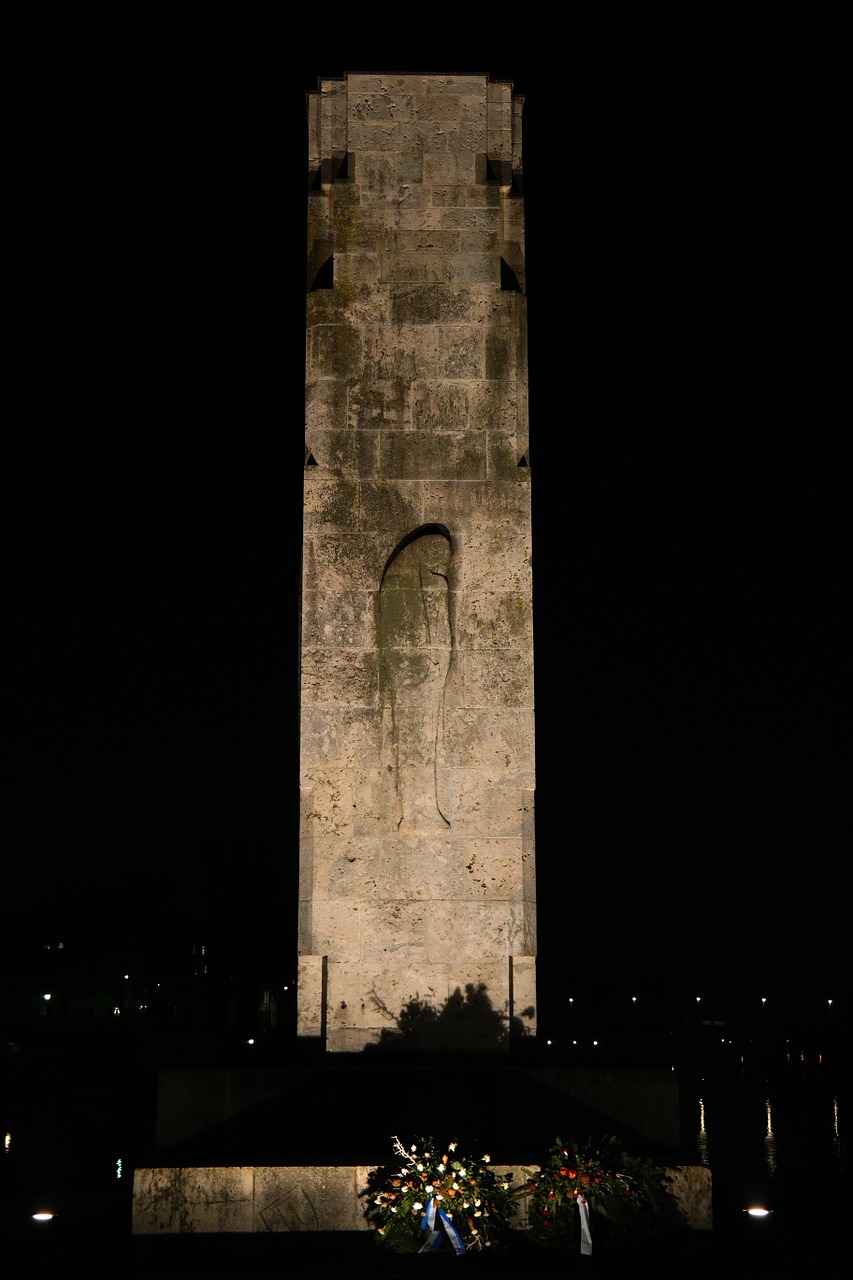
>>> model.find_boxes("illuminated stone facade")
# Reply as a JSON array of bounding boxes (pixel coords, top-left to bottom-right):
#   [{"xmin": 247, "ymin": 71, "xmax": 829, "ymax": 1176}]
[{"xmin": 297, "ymin": 74, "xmax": 535, "ymax": 1051}]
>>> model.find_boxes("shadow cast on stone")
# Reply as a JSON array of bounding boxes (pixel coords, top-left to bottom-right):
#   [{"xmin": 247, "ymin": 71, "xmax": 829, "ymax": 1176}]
[{"xmin": 363, "ymin": 982, "xmax": 529, "ymax": 1054}]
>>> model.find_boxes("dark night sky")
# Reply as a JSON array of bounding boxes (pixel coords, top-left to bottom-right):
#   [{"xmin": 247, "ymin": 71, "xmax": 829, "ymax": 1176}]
[{"xmin": 6, "ymin": 26, "xmax": 847, "ymax": 1013}]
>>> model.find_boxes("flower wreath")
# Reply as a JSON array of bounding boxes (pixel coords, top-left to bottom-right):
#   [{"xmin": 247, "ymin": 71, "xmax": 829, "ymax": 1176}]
[
  {"xmin": 364, "ymin": 1135, "xmax": 517, "ymax": 1253},
  {"xmin": 525, "ymin": 1135, "xmax": 660, "ymax": 1252}
]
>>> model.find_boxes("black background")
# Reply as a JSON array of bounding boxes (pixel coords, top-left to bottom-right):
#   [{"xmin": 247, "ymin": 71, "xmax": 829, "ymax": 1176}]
[{"xmin": 6, "ymin": 23, "xmax": 847, "ymax": 1021}]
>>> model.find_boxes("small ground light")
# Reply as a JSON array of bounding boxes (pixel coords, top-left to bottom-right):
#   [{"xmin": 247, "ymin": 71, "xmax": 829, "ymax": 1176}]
[
  {"xmin": 32, "ymin": 1212, "xmax": 54, "ymax": 1222},
  {"xmin": 746, "ymin": 1207, "xmax": 772, "ymax": 1218}
]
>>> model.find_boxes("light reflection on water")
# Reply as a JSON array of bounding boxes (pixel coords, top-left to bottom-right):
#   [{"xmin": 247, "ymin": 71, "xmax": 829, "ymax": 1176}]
[
  {"xmin": 688, "ymin": 1045, "xmax": 847, "ymax": 1218},
  {"xmin": 763, "ymin": 1098, "xmax": 777, "ymax": 1177},
  {"xmin": 697, "ymin": 1096, "xmax": 710, "ymax": 1167}
]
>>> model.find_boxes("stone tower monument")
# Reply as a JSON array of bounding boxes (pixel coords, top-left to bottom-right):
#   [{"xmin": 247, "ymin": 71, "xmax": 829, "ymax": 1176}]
[{"xmin": 297, "ymin": 73, "xmax": 535, "ymax": 1052}]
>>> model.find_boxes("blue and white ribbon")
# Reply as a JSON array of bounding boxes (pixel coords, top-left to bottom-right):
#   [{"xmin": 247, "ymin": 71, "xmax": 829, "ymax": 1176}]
[
  {"xmin": 419, "ymin": 1196, "xmax": 467, "ymax": 1254},
  {"xmin": 578, "ymin": 1194, "xmax": 593, "ymax": 1256}
]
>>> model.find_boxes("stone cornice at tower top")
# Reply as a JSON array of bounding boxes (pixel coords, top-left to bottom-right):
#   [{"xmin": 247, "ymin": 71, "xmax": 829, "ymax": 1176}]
[{"xmin": 307, "ymin": 73, "xmax": 524, "ymax": 196}]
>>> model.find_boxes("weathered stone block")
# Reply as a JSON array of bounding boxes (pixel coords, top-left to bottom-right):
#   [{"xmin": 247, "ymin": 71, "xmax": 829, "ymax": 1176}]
[
  {"xmin": 309, "ymin": 836, "xmax": 384, "ymax": 900},
  {"xmin": 410, "ymin": 380, "xmax": 470, "ymax": 433},
  {"xmin": 486, "ymin": 327, "xmax": 518, "ymax": 381},
  {"xmin": 300, "ymin": 768, "xmax": 387, "ymax": 841},
  {"xmin": 442, "ymin": 707, "xmax": 534, "ymax": 772},
  {"xmin": 413, "ymin": 93, "xmax": 466, "ymax": 127},
  {"xmin": 310, "ymin": 900, "xmax": 363, "ymax": 960},
  {"xmin": 354, "ymin": 150, "xmax": 399, "ymax": 200},
  {"xmin": 132, "ymin": 1167, "xmax": 254, "ymax": 1235},
  {"xmin": 362, "ymin": 321, "xmax": 442, "ymax": 381},
  {"xmin": 347, "ymin": 379, "xmax": 412, "ymax": 431},
  {"xmin": 302, "ymin": 478, "xmax": 360, "ymax": 535},
  {"xmin": 433, "ymin": 836, "xmax": 527, "ymax": 899},
  {"xmin": 306, "ymin": 289, "xmax": 350, "ymax": 327},
  {"xmin": 300, "ymin": 591, "xmax": 375, "ymax": 649},
  {"xmin": 427, "ymin": 901, "xmax": 528, "ymax": 961},
  {"xmin": 386, "ymin": 251, "xmax": 449, "ymax": 284},
  {"xmin": 397, "ymin": 118, "xmax": 449, "ymax": 155},
  {"xmin": 393, "ymin": 206, "xmax": 455, "ymax": 236},
  {"xmin": 361, "ymin": 480, "xmax": 424, "ymax": 529},
  {"xmin": 331, "ymin": 259, "xmax": 391, "ymax": 317},
  {"xmin": 296, "ymin": 955, "xmax": 324, "ymax": 1037},
  {"xmin": 305, "ymin": 378, "xmax": 348, "ymax": 434},
  {"xmin": 299, "ymin": 768, "xmax": 359, "ymax": 839},
  {"xmin": 300, "ymin": 647, "xmax": 378, "ymax": 708},
  {"xmin": 301, "ymin": 533, "xmax": 388, "ymax": 594},
  {"xmin": 456, "ymin": 590, "xmax": 534, "ymax": 649},
  {"xmin": 358, "ymin": 901, "xmax": 430, "ymax": 962},
  {"xmin": 306, "ymin": 429, "xmax": 379, "ymax": 478},
  {"xmin": 448, "ymin": 769, "xmax": 534, "ymax": 834},
  {"xmin": 430, "ymin": 184, "xmax": 466, "ymax": 207},
  {"xmin": 449, "ymin": 253, "xmax": 501, "ymax": 286},
  {"xmin": 422, "ymin": 477, "xmax": 531, "ymax": 531},
  {"xmin": 424, "ymin": 150, "xmax": 477, "ymax": 185},
  {"xmin": 255, "ymin": 1166, "xmax": 368, "ymax": 1233},
  {"xmin": 379, "ymin": 430, "xmax": 487, "ymax": 481},
  {"xmin": 390, "ymin": 228, "xmax": 459, "ymax": 256},
  {"xmin": 307, "ymin": 323, "xmax": 363, "ymax": 378},
  {"xmin": 328, "ymin": 963, "xmax": 441, "ymax": 1032},
  {"xmin": 459, "ymin": 228, "xmax": 500, "ymax": 256},
  {"xmin": 373, "ymin": 834, "xmax": 455, "ymax": 900},
  {"xmin": 391, "ymin": 285, "xmax": 474, "ymax": 325},
  {"xmin": 489, "ymin": 434, "xmax": 532, "ymax": 477},
  {"xmin": 440, "ymin": 326, "xmax": 486, "ymax": 379},
  {"xmin": 662, "ymin": 1165, "xmax": 713, "ymax": 1231},
  {"xmin": 454, "ymin": 537, "xmax": 532, "ymax": 596}
]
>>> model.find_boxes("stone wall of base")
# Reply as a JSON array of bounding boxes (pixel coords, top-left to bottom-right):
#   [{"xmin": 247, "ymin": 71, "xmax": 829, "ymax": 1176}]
[{"xmin": 132, "ymin": 1164, "xmax": 712, "ymax": 1236}]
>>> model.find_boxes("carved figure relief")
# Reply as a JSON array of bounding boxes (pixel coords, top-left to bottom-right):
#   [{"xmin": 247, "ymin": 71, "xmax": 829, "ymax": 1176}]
[{"xmin": 378, "ymin": 526, "xmax": 454, "ymax": 831}]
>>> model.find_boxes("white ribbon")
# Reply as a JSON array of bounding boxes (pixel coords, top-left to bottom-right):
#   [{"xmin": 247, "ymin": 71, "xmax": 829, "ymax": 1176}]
[
  {"xmin": 578, "ymin": 1194, "xmax": 593, "ymax": 1256},
  {"xmin": 419, "ymin": 1196, "xmax": 466, "ymax": 1255}
]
